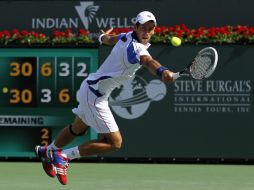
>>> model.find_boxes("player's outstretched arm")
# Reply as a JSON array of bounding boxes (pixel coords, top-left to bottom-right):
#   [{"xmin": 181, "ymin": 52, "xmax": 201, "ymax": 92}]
[
  {"xmin": 98, "ymin": 28, "xmax": 119, "ymax": 46},
  {"xmin": 140, "ymin": 55, "xmax": 175, "ymax": 84}
]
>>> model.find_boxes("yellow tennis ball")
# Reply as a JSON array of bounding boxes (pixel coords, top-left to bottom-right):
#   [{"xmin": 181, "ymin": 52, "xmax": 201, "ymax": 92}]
[
  {"xmin": 2, "ymin": 87, "xmax": 8, "ymax": 93},
  {"xmin": 171, "ymin": 37, "xmax": 182, "ymax": 47}
]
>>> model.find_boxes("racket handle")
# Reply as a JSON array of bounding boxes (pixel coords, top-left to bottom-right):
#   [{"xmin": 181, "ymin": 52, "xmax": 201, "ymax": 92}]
[{"xmin": 172, "ymin": 72, "xmax": 181, "ymax": 80}]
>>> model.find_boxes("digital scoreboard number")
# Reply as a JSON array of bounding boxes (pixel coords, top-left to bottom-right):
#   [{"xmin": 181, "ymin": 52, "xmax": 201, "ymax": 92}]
[
  {"xmin": 0, "ymin": 57, "xmax": 90, "ymax": 107},
  {"xmin": 0, "ymin": 48, "xmax": 98, "ymax": 158}
]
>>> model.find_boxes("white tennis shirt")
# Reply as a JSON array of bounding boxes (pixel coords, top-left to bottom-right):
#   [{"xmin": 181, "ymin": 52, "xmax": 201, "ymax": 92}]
[{"xmin": 86, "ymin": 31, "xmax": 151, "ymax": 97}]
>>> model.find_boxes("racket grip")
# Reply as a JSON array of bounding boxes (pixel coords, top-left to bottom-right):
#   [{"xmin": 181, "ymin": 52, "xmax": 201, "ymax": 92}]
[{"xmin": 172, "ymin": 72, "xmax": 181, "ymax": 80}]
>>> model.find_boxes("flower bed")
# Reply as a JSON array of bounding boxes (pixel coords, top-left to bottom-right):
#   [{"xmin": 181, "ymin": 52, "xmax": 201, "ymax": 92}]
[
  {"xmin": 1, "ymin": 24, "xmax": 254, "ymax": 45},
  {"xmin": 0, "ymin": 29, "xmax": 93, "ymax": 45}
]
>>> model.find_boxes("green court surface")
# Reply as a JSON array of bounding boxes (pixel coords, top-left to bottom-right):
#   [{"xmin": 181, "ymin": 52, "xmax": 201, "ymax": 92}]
[{"xmin": 0, "ymin": 162, "xmax": 254, "ymax": 190}]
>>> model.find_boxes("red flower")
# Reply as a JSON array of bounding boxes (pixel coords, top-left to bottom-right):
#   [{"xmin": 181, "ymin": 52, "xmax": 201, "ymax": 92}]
[
  {"xmin": 168, "ymin": 26, "xmax": 175, "ymax": 32},
  {"xmin": 161, "ymin": 26, "xmax": 167, "ymax": 33},
  {"xmin": 249, "ymin": 27, "xmax": 254, "ymax": 35},
  {"xmin": 79, "ymin": 29, "xmax": 89, "ymax": 35},
  {"xmin": 12, "ymin": 29, "xmax": 19, "ymax": 34},
  {"xmin": 53, "ymin": 30, "xmax": 65, "ymax": 37},
  {"xmin": 154, "ymin": 26, "xmax": 162, "ymax": 34},
  {"xmin": 21, "ymin": 30, "xmax": 29, "ymax": 36},
  {"xmin": 66, "ymin": 28, "xmax": 72, "ymax": 33}
]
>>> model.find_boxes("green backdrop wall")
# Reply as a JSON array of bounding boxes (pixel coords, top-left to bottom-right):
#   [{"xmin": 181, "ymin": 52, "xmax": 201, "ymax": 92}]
[{"xmin": 100, "ymin": 45, "xmax": 253, "ymax": 159}]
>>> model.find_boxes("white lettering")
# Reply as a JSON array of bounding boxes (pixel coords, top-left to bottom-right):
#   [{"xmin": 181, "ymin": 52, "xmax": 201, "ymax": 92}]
[
  {"xmin": 206, "ymin": 80, "xmax": 252, "ymax": 93},
  {"xmin": 95, "ymin": 17, "xmax": 133, "ymax": 28},
  {"xmin": 95, "ymin": 18, "xmax": 109, "ymax": 28},
  {"xmin": 32, "ymin": 18, "xmax": 78, "ymax": 29},
  {"xmin": 174, "ymin": 106, "xmax": 202, "ymax": 112},
  {"xmin": 69, "ymin": 18, "xmax": 78, "ymax": 28},
  {"xmin": 59, "ymin": 18, "xmax": 68, "ymax": 28},
  {"xmin": 237, "ymin": 107, "xmax": 250, "ymax": 112},
  {"xmin": 46, "ymin": 18, "xmax": 55, "ymax": 28},
  {"xmin": 174, "ymin": 80, "xmax": 203, "ymax": 92},
  {"xmin": 206, "ymin": 107, "xmax": 232, "ymax": 113}
]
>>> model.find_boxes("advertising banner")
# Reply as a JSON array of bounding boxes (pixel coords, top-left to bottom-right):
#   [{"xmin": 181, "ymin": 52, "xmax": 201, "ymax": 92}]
[
  {"xmin": 101, "ymin": 45, "xmax": 254, "ymax": 159},
  {"xmin": 0, "ymin": 0, "xmax": 254, "ymax": 34}
]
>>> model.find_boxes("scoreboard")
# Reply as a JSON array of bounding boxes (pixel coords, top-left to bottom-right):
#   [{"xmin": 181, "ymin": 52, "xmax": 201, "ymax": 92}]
[{"xmin": 0, "ymin": 47, "xmax": 98, "ymax": 158}]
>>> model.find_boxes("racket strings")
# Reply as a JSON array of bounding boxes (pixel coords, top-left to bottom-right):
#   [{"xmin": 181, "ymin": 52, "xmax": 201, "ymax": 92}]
[{"xmin": 191, "ymin": 51, "xmax": 215, "ymax": 79}]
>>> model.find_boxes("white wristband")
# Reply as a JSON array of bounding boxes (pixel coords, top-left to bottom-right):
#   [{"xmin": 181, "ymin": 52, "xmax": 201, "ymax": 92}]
[
  {"xmin": 98, "ymin": 33, "xmax": 106, "ymax": 45},
  {"xmin": 172, "ymin": 72, "xmax": 181, "ymax": 80}
]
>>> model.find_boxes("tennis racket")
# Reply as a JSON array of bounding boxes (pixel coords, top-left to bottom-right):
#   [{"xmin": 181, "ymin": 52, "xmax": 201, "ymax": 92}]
[{"xmin": 172, "ymin": 47, "xmax": 218, "ymax": 80}]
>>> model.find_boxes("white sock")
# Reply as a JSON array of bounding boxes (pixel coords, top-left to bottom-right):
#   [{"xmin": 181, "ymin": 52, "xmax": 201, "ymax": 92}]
[
  {"xmin": 62, "ymin": 146, "xmax": 80, "ymax": 160},
  {"xmin": 47, "ymin": 141, "xmax": 59, "ymax": 157}
]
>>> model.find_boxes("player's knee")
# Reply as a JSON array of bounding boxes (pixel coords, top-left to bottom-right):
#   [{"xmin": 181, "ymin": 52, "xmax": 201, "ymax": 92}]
[
  {"xmin": 111, "ymin": 141, "xmax": 122, "ymax": 151},
  {"xmin": 104, "ymin": 132, "xmax": 122, "ymax": 151},
  {"xmin": 111, "ymin": 137, "xmax": 122, "ymax": 151}
]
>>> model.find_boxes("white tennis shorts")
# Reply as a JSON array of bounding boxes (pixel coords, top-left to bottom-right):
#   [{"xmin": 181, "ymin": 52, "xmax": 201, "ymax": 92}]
[{"xmin": 72, "ymin": 80, "xmax": 119, "ymax": 134}]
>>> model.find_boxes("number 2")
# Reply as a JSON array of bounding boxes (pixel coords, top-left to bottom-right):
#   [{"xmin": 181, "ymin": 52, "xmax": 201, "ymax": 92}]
[
  {"xmin": 41, "ymin": 128, "xmax": 49, "ymax": 139},
  {"xmin": 41, "ymin": 128, "xmax": 50, "ymax": 146},
  {"xmin": 77, "ymin": 62, "xmax": 88, "ymax": 77}
]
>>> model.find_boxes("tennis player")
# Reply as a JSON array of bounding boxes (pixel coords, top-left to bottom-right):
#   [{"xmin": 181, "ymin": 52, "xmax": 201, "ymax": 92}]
[{"xmin": 35, "ymin": 10, "xmax": 176, "ymax": 185}]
